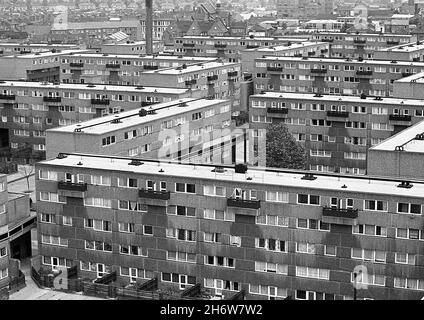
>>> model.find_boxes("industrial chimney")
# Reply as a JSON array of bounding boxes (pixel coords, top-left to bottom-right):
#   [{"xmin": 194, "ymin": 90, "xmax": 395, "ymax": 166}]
[{"xmin": 145, "ymin": 0, "xmax": 153, "ymax": 55}]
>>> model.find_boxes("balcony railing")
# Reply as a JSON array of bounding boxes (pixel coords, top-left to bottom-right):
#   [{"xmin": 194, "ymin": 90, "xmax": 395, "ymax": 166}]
[
  {"xmin": 143, "ymin": 65, "xmax": 159, "ymax": 70},
  {"xmin": 228, "ymin": 71, "xmax": 238, "ymax": 77},
  {"xmin": 70, "ymin": 62, "xmax": 84, "ymax": 67},
  {"xmin": 185, "ymin": 79, "xmax": 197, "ymax": 86},
  {"xmin": 58, "ymin": 181, "xmax": 88, "ymax": 192},
  {"xmin": 139, "ymin": 189, "xmax": 170, "ymax": 200},
  {"xmin": 310, "ymin": 68, "xmax": 327, "ymax": 74},
  {"xmin": 227, "ymin": 198, "xmax": 261, "ymax": 209},
  {"xmin": 356, "ymin": 70, "xmax": 373, "ymax": 76},
  {"xmin": 0, "ymin": 94, "xmax": 15, "ymax": 100},
  {"xmin": 266, "ymin": 66, "xmax": 283, "ymax": 72},
  {"xmin": 389, "ymin": 114, "xmax": 412, "ymax": 122},
  {"xmin": 322, "ymin": 206, "xmax": 358, "ymax": 219},
  {"xmin": 267, "ymin": 107, "xmax": 288, "ymax": 114},
  {"xmin": 214, "ymin": 44, "xmax": 227, "ymax": 48},
  {"xmin": 183, "ymin": 43, "xmax": 195, "ymax": 47},
  {"xmin": 387, "ymin": 40, "xmax": 400, "ymax": 45},
  {"xmin": 43, "ymin": 96, "xmax": 61, "ymax": 103},
  {"xmin": 353, "ymin": 39, "xmax": 366, "ymax": 44},
  {"xmin": 105, "ymin": 64, "xmax": 120, "ymax": 68},
  {"xmin": 91, "ymin": 98, "xmax": 110, "ymax": 105},
  {"xmin": 322, "ymin": 39, "xmax": 334, "ymax": 42},
  {"xmin": 141, "ymin": 101, "xmax": 155, "ymax": 107},
  {"xmin": 207, "ymin": 75, "xmax": 218, "ymax": 82},
  {"xmin": 246, "ymin": 44, "xmax": 259, "ymax": 49},
  {"xmin": 327, "ymin": 110, "xmax": 349, "ymax": 118}
]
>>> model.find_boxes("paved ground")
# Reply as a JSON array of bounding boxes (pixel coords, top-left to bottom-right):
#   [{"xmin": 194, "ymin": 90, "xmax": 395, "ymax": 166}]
[{"xmin": 9, "ymin": 260, "xmax": 104, "ymax": 300}]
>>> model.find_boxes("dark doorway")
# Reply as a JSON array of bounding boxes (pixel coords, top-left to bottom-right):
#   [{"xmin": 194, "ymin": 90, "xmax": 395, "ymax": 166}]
[
  {"xmin": 10, "ymin": 231, "xmax": 32, "ymax": 260},
  {"xmin": 0, "ymin": 128, "xmax": 9, "ymax": 148}
]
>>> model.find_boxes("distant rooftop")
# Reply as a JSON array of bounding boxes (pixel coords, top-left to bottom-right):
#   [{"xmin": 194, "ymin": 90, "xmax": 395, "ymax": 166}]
[
  {"xmin": 63, "ymin": 53, "xmax": 217, "ymax": 62},
  {"xmin": 100, "ymin": 40, "xmax": 162, "ymax": 46},
  {"xmin": 370, "ymin": 120, "xmax": 424, "ymax": 153},
  {"xmin": 0, "ymin": 81, "xmax": 191, "ymax": 94},
  {"xmin": 143, "ymin": 61, "xmax": 239, "ymax": 75},
  {"xmin": 47, "ymin": 98, "xmax": 227, "ymax": 135},
  {"xmin": 377, "ymin": 42, "xmax": 424, "ymax": 53},
  {"xmin": 39, "ymin": 153, "xmax": 424, "ymax": 198},
  {"xmin": 1, "ymin": 49, "xmax": 89, "ymax": 59},
  {"xmin": 244, "ymin": 41, "xmax": 325, "ymax": 52},
  {"xmin": 395, "ymin": 72, "xmax": 424, "ymax": 83},
  {"xmin": 178, "ymin": 35, "xmax": 309, "ymax": 41},
  {"xmin": 251, "ymin": 92, "xmax": 424, "ymax": 106}
]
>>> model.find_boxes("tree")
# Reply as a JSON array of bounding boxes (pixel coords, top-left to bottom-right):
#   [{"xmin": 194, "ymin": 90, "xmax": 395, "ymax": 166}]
[
  {"xmin": 21, "ymin": 164, "xmax": 34, "ymax": 192},
  {"xmin": 266, "ymin": 122, "xmax": 308, "ymax": 170}
]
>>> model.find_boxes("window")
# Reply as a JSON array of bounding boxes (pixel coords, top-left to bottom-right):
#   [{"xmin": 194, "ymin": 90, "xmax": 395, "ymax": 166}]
[
  {"xmin": 118, "ymin": 222, "xmax": 135, "ymax": 233},
  {"xmin": 175, "ymin": 183, "xmax": 195, "ymax": 193},
  {"xmin": 204, "ymin": 232, "xmax": 221, "ymax": 243},
  {"xmin": 91, "ymin": 175, "xmax": 111, "ymax": 186},
  {"xmin": 83, "ymin": 197, "xmax": 111, "ymax": 208},
  {"xmin": 255, "ymin": 238, "xmax": 286, "ymax": 252},
  {"xmin": 266, "ymin": 191, "xmax": 289, "ymax": 203},
  {"xmin": 397, "ymin": 203, "xmax": 421, "ymax": 215},
  {"xmin": 118, "ymin": 177, "xmax": 138, "ymax": 188},
  {"xmin": 296, "ymin": 242, "xmax": 316, "ymax": 255},
  {"xmin": 143, "ymin": 225, "xmax": 153, "ymax": 236},
  {"xmin": 205, "ymin": 256, "xmax": 235, "ymax": 268},
  {"xmin": 395, "ymin": 253, "xmax": 416, "ymax": 265},
  {"xmin": 364, "ymin": 200, "xmax": 387, "ymax": 212},
  {"xmin": 85, "ymin": 218, "xmax": 112, "ymax": 232},
  {"xmin": 297, "ymin": 219, "xmax": 329, "ymax": 231},
  {"xmin": 296, "ymin": 266, "xmax": 330, "ymax": 280},
  {"xmin": 204, "ymin": 185, "xmax": 226, "ymax": 197},
  {"xmin": 102, "ymin": 135, "xmax": 116, "ymax": 146},
  {"xmin": 40, "ymin": 213, "xmax": 56, "ymax": 224},
  {"xmin": 297, "ymin": 194, "xmax": 320, "ymax": 205},
  {"xmin": 39, "ymin": 192, "xmax": 65, "ymax": 203},
  {"xmin": 325, "ymin": 245, "xmax": 337, "ymax": 256},
  {"xmin": 63, "ymin": 216, "xmax": 72, "ymax": 226},
  {"xmin": 353, "ymin": 224, "xmax": 387, "ymax": 237}
]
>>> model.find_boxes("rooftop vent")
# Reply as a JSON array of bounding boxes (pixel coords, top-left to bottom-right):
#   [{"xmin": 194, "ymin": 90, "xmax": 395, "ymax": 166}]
[
  {"xmin": 138, "ymin": 108, "xmax": 148, "ymax": 117},
  {"xmin": 159, "ymin": 168, "xmax": 164, "ymax": 173},
  {"xmin": 235, "ymin": 163, "xmax": 247, "ymax": 174},
  {"xmin": 182, "ymin": 64, "xmax": 187, "ymax": 69},
  {"xmin": 212, "ymin": 166, "xmax": 225, "ymax": 173},
  {"xmin": 313, "ymin": 93, "xmax": 323, "ymax": 98},
  {"xmin": 56, "ymin": 153, "xmax": 67, "ymax": 159},
  {"xmin": 87, "ymin": 84, "xmax": 96, "ymax": 88},
  {"xmin": 341, "ymin": 184, "xmax": 347, "ymax": 188},
  {"xmin": 301, "ymin": 173, "xmax": 317, "ymax": 181},
  {"xmin": 74, "ymin": 128, "xmax": 82, "ymax": 132},
  {"xmin": 395, "ymin": 146, "xmax": 404, "ymax": 151},
  {"xmin": 390, "ymin": 60, "xmax": 397, "ymax": 63},
  {"xmin": 111, "ymin": 116, "xmax": 121, "ymax": 124},
  {"xmin": 128, "ymin": 159, "xmax": 143, "ymax": 166},
  {"xmin": 397, "ymin": 181, "xmax": 413, "ymax": 189},
  {"xmin": 415, "ymin": 133, "xmax": 424, "ymax": 140},
  {"xmin": 77, "ymin": 161, "xmax": 83, "ymax": 166},
  {"xmin": 102, "ymin": 53, "xmax": 108, "ymax": 56},
  {"xmin": 135, "ymin": 86, "xmax": 144, "ymax": 90},
  {"xmin": 360, "ymin": 93, "xmax": 367, "ymax": 99},
  {"xmin": 374, "ymin": 96, "xmax": 383, "ymax": 101},
  {"xmin": 179, "ymin": 102, "xmax": 188, "ymax": 107}
]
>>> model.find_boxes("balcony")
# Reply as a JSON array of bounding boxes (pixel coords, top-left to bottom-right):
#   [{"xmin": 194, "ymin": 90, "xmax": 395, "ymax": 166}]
[
  {"xmin": 43, "ymin": 96, "xmax": 61, "ymax": 103},
  {"xmin": 387, "ymin": 40, "xmax": 400, "ymax": 45},
  {"xmin": 70, "ymin": 62, "xmax": 84, "ymax": 68},
  {"xmin": 91, "ymin": 98, "xmax": 110, "ymax": 105},
  {"xmin": 401, "ymin": 72, "xmax": 414, "ymax": 77},
  {"xmin": 389, "ymin": 114, "xmax": 412, "ymax": 122},
  {"xmin": 183, "ymin": 43, "xmax": 195, "ymax": 48},
  {"xmin": 185, "ymin": 79, "xmax": 197, "ymax": 86},
  {"xmin": 322, "ymin": 39, "xmax": 334, "ymax": 42},
  {"xmin": 105, "ymin": 63, "xmax": 120, "ymax": 68},
  {"xmin": 246, "ymin": 44, "xmax": 259, "ymax": 49},
  {"xmin": 0, "ymin": 94, "xmax": 15, "ymax": 100},
  {"xmin": 58, "ymin": 181, "xmax": 87, "ymax": 198},
  {"xmin": 214, "ymin": 43, "xmax": 227, "ymax": 48},
  {"xmin": 322, "ymin": 206, "xmax": 358, "ymax": 225},
  {"xmin": 267, "ymin": 66, "xmax": 283, "ymax": 72},
  {"xmin": 207, "ymin": 75, "xmax": 218, "ymax": 82},
  {"xmin": 327, "ymin": 110, "xmax": 349, "ymax": 118},
  {"xmin": 307, "ymin": 51, "xmax": 316, "ymax": 56},
  {"xmin": 141, "ymin": 101, "xmax": 155, "ymax": 107},
  {"xmin": 310, "ymin": 68, "xmax": 327, "ymax": 74},
  {"xmin": 58, "ymin": 181, "xmax": 88, "ymax": 192},
  {"xmin": 227, "ymin": 198, "xmax": 261, "ymax": 210},
  {"xmin": 267, "ymin": 107, "xmax": 288, "ymax": 114},
  {"xmin": 143, "ymin": 65, "xmax": 158, "ymax": 70},
  {"xmin": 356, "ymin": 70, "xmax": 373, "ymax": 76},
  {"xmin": 228, "ymin": 71, "xmax": 238, "ymax": 77},
  {"xmin": 139, "ymin": 189, "xmax": 170, "ymax": 200},
  {"xmin": 353, "ymin": 39, "xmax": 366, "ymax": 44},
  {"xmin": 413, "ymin": 57, "xmax": 420, "ymax": 62}
]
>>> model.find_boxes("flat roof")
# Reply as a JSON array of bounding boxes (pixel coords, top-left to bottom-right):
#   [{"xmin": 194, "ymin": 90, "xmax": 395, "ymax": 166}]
[
  {"xmin": 395, "ymin": 72, "xmax": 424, "ymax": 83},
  {"xmin": 377, "ymin": 42, "xmax": 424, "ymax": 52},
  {"xmin": 256, "ymin": 56, "xmax": 424, "ymax": 66},
  {"xmin": 0, "ymin": 81, "xmax": 191, "ymax": 94},
  {"xmin": 63, "ymin": 53, "xmax": 217, "ymax": 61},
  {"xmin": 39, "ymin": 153, "xmax": 424, "ymax": 198},
  {"xmin": 0, "ymin": 43, "xmax": 79, "ymax": 47},
  {"xmin": 245, "ymin": 41, "xmax": 325, "ymax": 52},
  {"xmin": 312, "ymin": 32, "xmax": 413, "ymax": 37},
  {"xmin": 177, "ymin": 36, "xmax": 309, "ymax": 41},
  {"xmin": 370, "ymin": 120, "xmax": 424, "ymax": 152},
  {"xmin": 143, "ymin": 61, "xmax": 239, "ymax": 75},
  {"xmin": 2, "ymin": 49, "xmax": 90, "ymax": 59},
  {"xmin": 47, "ymin": 98, "xmax": 227, "ymax": 135},
  {"xmin": 100, "ymin": 41, "xmax": 162, "ymax": 46},
  {"xmin": 250, "ymin": 92, "xmax": 424, "ymax": 106}
]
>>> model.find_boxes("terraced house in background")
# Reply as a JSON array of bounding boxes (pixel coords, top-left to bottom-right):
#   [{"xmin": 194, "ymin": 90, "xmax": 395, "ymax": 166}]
[
  {"xmin": 34, "ymin": 153, "xmax": 424, "ymax": 300},
  {"xmin": 309, "ymin": 32, "xmax": 416, "ymax": 59},
  {"xmin": 248, "ymin": 92, "xmax": 424, "ymax": 174},
  {"xmin": 59, "ymin": 53, "xmax": 217, "ymax": 85},
  {"xmin": 252, "ymin": 56, "xmax": 424, "ymax": 96},
  {"xmin": 0, "ymin": 81, "xmax": 195, "ymax": 162}
]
